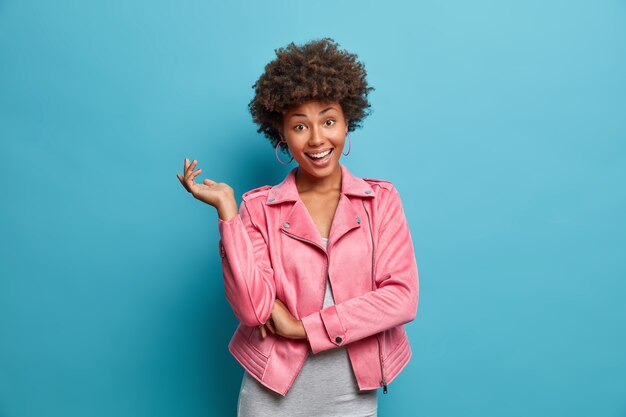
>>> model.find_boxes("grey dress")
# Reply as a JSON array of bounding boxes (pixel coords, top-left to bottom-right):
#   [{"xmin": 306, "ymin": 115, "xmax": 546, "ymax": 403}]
[{"xmin": 237, "ymin": 237, "xmax": 378, "ymax": 417}]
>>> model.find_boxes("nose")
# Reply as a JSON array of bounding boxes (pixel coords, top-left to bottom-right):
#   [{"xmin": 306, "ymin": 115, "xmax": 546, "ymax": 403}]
[{"xmin": 308, "ymin": 125, "xmax": 324, "ymax": 147}]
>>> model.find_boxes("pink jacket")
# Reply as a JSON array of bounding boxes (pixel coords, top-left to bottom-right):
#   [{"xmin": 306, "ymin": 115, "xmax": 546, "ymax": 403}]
[{"xmin": 218, "ymin": 163, "xmax": 419, "ymax": 396}]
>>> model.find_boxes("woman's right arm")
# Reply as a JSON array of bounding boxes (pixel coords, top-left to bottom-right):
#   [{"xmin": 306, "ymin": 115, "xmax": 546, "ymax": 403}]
[
  {"xmin": 218, "ymin": 200, "xmax": 276, "ymax": 327},
  {"xmin": 177, "ymin": 158, "xmax": 276, "ymax": 327}
]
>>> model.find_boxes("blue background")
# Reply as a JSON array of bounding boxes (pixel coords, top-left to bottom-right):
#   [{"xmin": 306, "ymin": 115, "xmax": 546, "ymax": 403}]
[{"xmin": 1, "ymin": 0, "xmax": 625, "ymax": 416}]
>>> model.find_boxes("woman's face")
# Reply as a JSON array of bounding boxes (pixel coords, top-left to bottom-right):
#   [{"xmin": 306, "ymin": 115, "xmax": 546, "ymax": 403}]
[{"xmin": 280, "ymin": 100, "xmax": 348, "ymax": 181}]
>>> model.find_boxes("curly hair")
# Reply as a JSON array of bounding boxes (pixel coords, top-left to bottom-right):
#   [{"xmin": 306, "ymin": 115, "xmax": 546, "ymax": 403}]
[{"xmin": 248, "ymin": 37, "xmax": 375, "ymax": 153}]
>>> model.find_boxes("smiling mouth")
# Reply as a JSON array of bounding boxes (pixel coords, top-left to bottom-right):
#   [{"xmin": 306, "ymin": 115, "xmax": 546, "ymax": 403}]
[{"xmin": 305, "ymin": 148, "xmax": 333, "ymax": 160}]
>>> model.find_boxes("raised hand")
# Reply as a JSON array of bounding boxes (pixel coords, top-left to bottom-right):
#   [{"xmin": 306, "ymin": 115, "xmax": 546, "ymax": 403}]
[{"xmin": 176, "ymin": 158, "xmax": 238, "ymax": 221}]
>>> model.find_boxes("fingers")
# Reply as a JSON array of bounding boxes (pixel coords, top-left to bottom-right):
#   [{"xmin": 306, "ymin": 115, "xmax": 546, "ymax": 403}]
[
  {"xmin": 185, "ymin": 158, "xmax": 197, "ymax": 175},
  {"xmin": 183, "ymin": 158, "xmax": 193, "ymax": 182},
  {"xmin": 178, "ymin": 158, "xmax": 190, "ymax": 189},
  {"xmin": 266, "ymin": 318, "xmax": 276, "ymax": 334},
  {"xmin": 182, "ymin": 158, "xmax": 195, "ymax": 180},
  {"xmin": 177, "ymin": 172, "xmax": 191, "ymax": 192},
  {"xmin": 178, "ymin": 158, "xmax": 221, "ymax": 195},
  {"xmin": 185, "ymin": 159, "xmax": 198, "ymax": 175},
  {"xmin": 258, "ymin": 319, "xmax": 277, "ymax": 339},
  {"xmin": 185, "ymin": 160, "xmax": 198, "ymax": 178},
  {"xmin": 180, "ymin": 158, "xmax": 202, "ymax": 191}
]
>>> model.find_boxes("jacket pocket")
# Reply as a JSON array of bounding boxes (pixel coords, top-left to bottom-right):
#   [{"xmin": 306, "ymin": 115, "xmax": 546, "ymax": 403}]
[
  {"xmin": 382, "ymin": 326, "xmax": 401, "ymax": 357},
  {"xmin": 246, "ymin": 324, "xmax": 278, "ymax": 359},
  {"xmin": 382, "ymin": 326, "xmax": 411, "ymax": 378}
]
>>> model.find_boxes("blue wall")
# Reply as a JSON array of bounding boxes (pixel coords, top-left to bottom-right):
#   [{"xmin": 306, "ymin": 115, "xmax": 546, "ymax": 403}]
[{"xmin": 1, "ymin": 1, "xmax": 625, "ymax": 416}]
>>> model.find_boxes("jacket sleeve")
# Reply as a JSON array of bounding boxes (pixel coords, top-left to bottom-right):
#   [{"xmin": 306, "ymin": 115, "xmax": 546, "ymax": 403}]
[
  {"xmin": 217, "ymin": 198, "xmax": 276, "ymax": 327},
  {"xmin": 301, "ymin": 185, "xmax": 419, "ymax": 354}
]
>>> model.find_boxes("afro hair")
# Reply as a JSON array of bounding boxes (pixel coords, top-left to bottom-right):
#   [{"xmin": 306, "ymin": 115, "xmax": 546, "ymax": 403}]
[{"xmin": 248, "ymin": 37, "xmax": 375, "ymax": 153}]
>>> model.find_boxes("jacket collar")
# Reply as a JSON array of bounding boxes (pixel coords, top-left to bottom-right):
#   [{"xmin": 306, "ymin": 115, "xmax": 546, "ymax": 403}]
[{"xmin": 266, "ymin": 163, "xmax": 375, "ymax": 205}]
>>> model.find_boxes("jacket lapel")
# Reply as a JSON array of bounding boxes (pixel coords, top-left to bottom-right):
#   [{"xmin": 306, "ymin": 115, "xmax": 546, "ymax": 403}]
[
  {"xmin": 271, "ymin": 164, "xmax": 375, "ymax": 250},
  {"xmin": 328, "ymin": 194, "xmax": 362, "ymax": 247},
  {"xmin": 280, "ymin": 199, "xmax": 326, "ymax": 250}
]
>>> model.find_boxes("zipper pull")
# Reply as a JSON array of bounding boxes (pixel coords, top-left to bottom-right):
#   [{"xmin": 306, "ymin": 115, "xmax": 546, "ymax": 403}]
[{"xmin": 382, "ymin": 379, "xmax": 388, "ymax": 394}]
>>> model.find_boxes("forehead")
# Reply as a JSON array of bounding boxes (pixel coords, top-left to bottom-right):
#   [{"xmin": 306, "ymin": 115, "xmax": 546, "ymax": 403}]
[{"xmin": 284, "ymin": 100, "xmax": 342, "ymax": 118}]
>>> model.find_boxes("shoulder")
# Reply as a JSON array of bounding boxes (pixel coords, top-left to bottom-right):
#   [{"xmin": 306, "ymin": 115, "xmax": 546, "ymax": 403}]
[
  {"xmin": 362, "ymin": 176, "xmax": 396, "ymax": 193},
  {"xmin": 362, "ymin": 176, "xmax": 404, "ymax": 211},
  {"xmin": 241, "ymin": 185, "xmax": 272, "ymax": 203}
]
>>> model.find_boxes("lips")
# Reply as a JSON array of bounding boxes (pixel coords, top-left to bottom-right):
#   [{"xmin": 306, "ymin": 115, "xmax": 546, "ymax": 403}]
[{"xmin": 305, "ymin": 148, "xmax": 333, "ymax": 160}]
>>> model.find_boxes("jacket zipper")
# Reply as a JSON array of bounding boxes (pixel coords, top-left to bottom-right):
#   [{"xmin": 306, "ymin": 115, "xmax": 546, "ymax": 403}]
[
  {"xmin": 281, "ymin": 214, "xmax": 388, "ymax": 394},
  {"xmin": 362, "ymin": 200, "xmax": 387, "ymax": 394}
]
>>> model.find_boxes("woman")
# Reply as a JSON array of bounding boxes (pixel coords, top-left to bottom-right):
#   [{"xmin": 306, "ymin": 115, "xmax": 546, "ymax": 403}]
[{"xmin": 177, "ymin": 38, "xmax": 419, "ymax": 417}]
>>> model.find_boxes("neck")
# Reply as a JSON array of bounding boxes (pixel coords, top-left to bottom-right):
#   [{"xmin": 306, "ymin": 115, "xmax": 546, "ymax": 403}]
[{"xmin": 295, "ymin": 165, "xmax": 342, "ymax": 194}]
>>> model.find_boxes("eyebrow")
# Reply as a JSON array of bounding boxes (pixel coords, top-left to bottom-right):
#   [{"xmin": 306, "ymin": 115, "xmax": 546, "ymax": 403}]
[{"xmin": 288, "ymin": 106, "xmax": 337, "ymax": 119}]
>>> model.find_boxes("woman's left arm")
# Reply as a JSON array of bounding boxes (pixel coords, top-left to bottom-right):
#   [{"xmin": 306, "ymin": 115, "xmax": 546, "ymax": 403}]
[{"xmin": 301, "ymin": 185, "xmax": 419, "ymax": 354}]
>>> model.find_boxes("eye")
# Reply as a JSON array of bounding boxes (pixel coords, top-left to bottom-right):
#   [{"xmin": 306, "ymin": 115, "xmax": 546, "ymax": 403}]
[
  {"xmin": 325, "ymin": 119, "xmax": 336, "ymax": 126},
  {"xmin": 294, "ymin": 124, "xmax": 306, "ymax": 132}
]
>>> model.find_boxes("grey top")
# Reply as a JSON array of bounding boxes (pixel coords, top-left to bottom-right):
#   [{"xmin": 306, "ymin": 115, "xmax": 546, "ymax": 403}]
[{"xmin": 237, "ymin": 237, "xmax": 378, "ymax": 417}]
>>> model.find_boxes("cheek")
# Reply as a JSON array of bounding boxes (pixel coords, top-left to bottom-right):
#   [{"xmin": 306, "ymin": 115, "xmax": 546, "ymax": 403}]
[
  {"xmin": 331, "ymin": 133, "xmax": 347, "ymax": 147},
  {"xmin": 287, "ymin": 138, "xmax": 307, "ymax": 153}
]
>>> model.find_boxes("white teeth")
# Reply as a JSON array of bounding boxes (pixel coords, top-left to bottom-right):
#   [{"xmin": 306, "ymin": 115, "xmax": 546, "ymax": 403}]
[{"xmin": 307, "ymin": 149, "xmax": 331, "ymax": 159}]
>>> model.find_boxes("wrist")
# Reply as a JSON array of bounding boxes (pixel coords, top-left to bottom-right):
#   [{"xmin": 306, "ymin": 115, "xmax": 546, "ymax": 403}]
[
  {"xmin": 297, "ymin": 319, "xmax": 308, "ymax": 340},
  {"xmin": 217, "ymin": 195, "xmax": 238, "ymax": 221}
]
